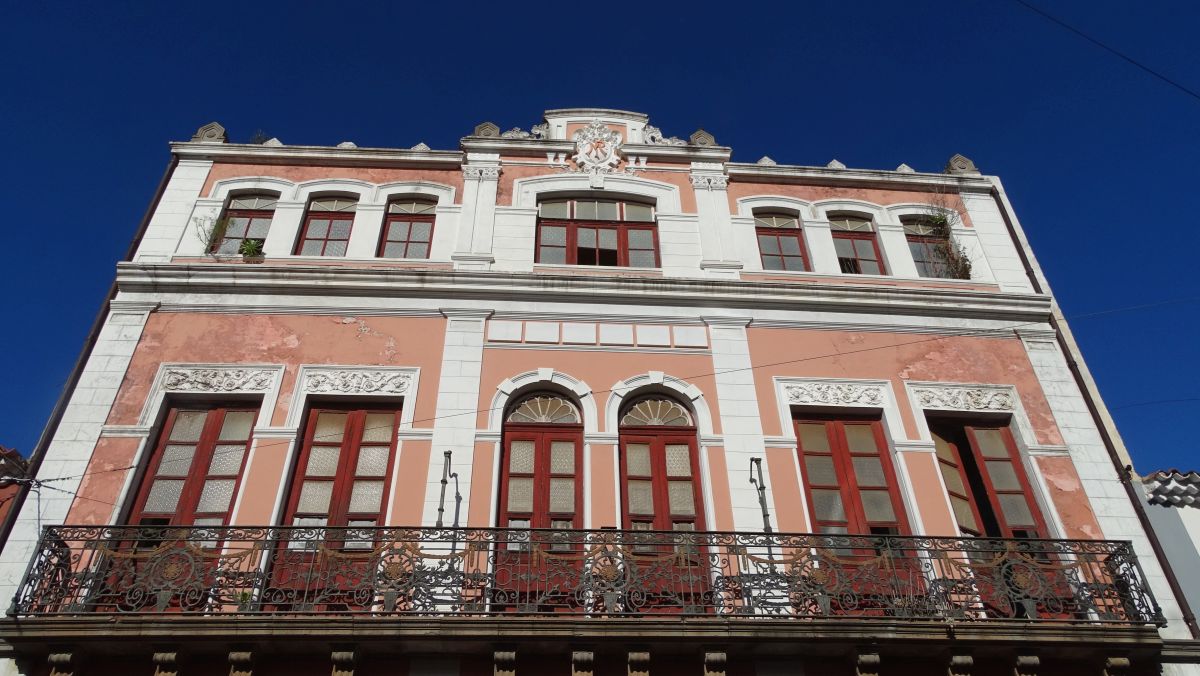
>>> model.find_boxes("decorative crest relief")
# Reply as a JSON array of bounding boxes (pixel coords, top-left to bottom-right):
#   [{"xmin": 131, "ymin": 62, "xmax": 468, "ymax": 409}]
[
  {"xmin": 571, "ymin": 120, "xmax": 625, "ymax": 175},
  {"xmin": 304, "ymin": 370, "xmax": 412, "ymax": 395},
  {"xmin": 642, "ymin": 124, "xmax": 686, "ymax": 146},
  {"xmin": 163, "ymin": 367, "xmax": 275, "ymax": 392},
  {"xmin": 785, "ymin": 382, "xmax": 883, "ymax": 406},
  {"xmin": 912, "ymin": 386, "xmax": 1014, "ymax": 411}
]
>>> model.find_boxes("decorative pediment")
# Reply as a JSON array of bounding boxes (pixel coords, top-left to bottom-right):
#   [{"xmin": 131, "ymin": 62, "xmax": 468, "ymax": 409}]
[{"xmin": 911, "ymin": 384, "xmax": 1014, "ymax": 411}]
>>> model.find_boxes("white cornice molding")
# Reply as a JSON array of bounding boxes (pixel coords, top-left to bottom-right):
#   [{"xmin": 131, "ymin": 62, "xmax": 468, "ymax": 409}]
[
  {"xmin": 116, "ymin": 263, "xmax": 1053, "ymax": 323},
  {"xmin": 726, "ymin": 163, "xmax": 995, "ymax": 193},
  {"xmin": 170, "ymin": 141, "xmax": 463, "ymax": 168}
]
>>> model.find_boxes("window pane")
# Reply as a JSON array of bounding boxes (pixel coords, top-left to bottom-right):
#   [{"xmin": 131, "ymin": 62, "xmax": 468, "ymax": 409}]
[
  {"xmin": 578, "ymin": 227, "xmax": 596, "ymax": 247},
  {"xmin": 315, "ymin": 413, "xmax": 347, "ymax": 443},
  {"xmin": 306, "ymin": 447, "xmax": 341, "ymax": 477},
  {"xmin": 382, "ymin": 243, "xmax": 406, "ymax": 258},
  {"xmin": 986, "ymin": 461, "xmax": 1021, "ymax": 491},
  {"xmin": 216, "ymin": 238, "xmax": 241, "ymax": 255},
  {"xmin": 758, "ymin": 235, "xmax": 780, "ymax": 255},
  {"xmin": 998, "ymin": 494, "xmax": 1035, "ymax": 526},
  {"xmin": 219, "ymin": 411, "xmax": 255, "ymax": 440},
  {"xmin": 762, "ymin": 256, "xmax": 783, "ymax": 271},
  {"xmin": 507, "ymin": 478, "xmax": 533, "ymax": 512},
  {"xmin": 628, "ymin": 480, "xmax": 654, "ymax": 515},
  {"xmin": 834, "ymin": 238, "xmax": 856, "ymax": 257},
  {"xmin": 812, "ymin": 489, "xmax": 846, "ymax": 522},
  {"xmin": 247, "ymin": 218, "xmax": 271, "ymax": 238},
  {"xmin": 349, "ymin": 480, "xmax": 384, "ymax": 513},
  {"xmin": 627, "ymin": 229, "xmax": 653, "ymax": 249},
  {"xmin": 329, "ymin": 220, "xmax": 352, "ymax": 239},
  {"xmin": 951, "ymin": 496, "xmax": 978, "ymax": 531},
  {"xmin": 549, "ymin": 478, "xmax": 574, "ymax": 512},
  {"xmin": 362, "ymin": 413, "xmax": 395, "ymax": 443},
  {"xmin": 783, "ymin": 256, "xmax": 806, "ymax": 271},
  {"xmin": 388, "ymin": 220, "xmax": 411, "ymax": 241},
  {"xmin": 668, "ymin": 481, "xmax": 695, "ymax": 515},
  {"xmin": 197, "ymin": 479, "xmax": 235, "ymax": 513},
  {"xmin": 859, "ymin": 260, "xmax": 882, "ymax": 275},
  {"xmin": 575, "ymin": 201, "xmax": 597, "ymax": 220},
  {"xmin": 157, "ymin": 445, "xmax": 195, "ymax": 477},
  {"xmin": 852, "ymin": 457, "xmax": 886, "ymax": 487},
  {"xmin": 860, "ymin": 490, "xmax": 896, "ymax": 522},
  {"xmin": 297, "ymin": 481, "xmax": 333, "ymax": 513},
  {"xmin": 798, "ymin": 423, "xmax": 830, "ymax": 452},
  {"xmin": 169, "ymin": 411, "xmax": 207, "ymax": 442},
  {"xmin": 933, "ymin": 433, "xmax": 956, "ymax": 462},
  {"xmin": 300, "ymin": 240, "xmax": 324, "ymax": 256},
  {"xmin": 539, "ymin": 201, "xmax": 570, "ymax": 218},
  {"xmin": 226, "ymin": 217, "xmax": 249, "ymax": 238},
  {"xmin": 410, "ymin": 221, "xmax": 432, "ymax": 242},
  {"xmin": 596, "ymin": 201, "xmax": 618, "ymax": 220},
  {"xmin": 940, "ymin": 463, "xmax": 966, "ymax": 494},
  {"xmin": 307, "ymin": 220, "xmax": 330, "ymax": 238},
  {"xmin": 208, "ymin": 444, "xmax": 246, "ymax": 475},
  {"xmin": 626, "ymin": 444, "xmax": 651, "ymax": 476},
  {"xmin": 974, "ymin": 429, "xmax": 1008, "ymax": 458},
  {"xmin": 539, "ymin": 246, "xmax": 566, "ymax": 264},
  {"xmin": 804, "ymin": 456, "xmax": 837, "ymax": 485},
  {"xmin": 509, "ymin": 440, "xmax": 534, "ymax": 473},
  {"xmin": 628, "ymin": 250, "xmax": 656, "ymax": 268},
  {"xmin": 407, "ymin": 243, "xmax": 429, "ymax": 258},
  {"xmin": 324, "ymin": 240, "xmax": 348, "ymax": 257},
  {"xmin": 854, "ymin": 239, "xmax": 877, "ymax": 258},
  {"xmin": 356, "ymin": 446, "xmax": 390, "ymax": 477},
  {"xmin": 144, "ymin": 479, "xmax": 184, "ymax": 512},
  {"xmin": 540, "ymin": 225, "xmax": 566, "ymax": 246},
  {"xmin": 844, "ymin": 424, "xmax": 878, "ymax": 453},
  {"xmin": 779, "ymin": 236, "xmax": 801, "ymax": 255},
  {"xmin": 550, "ymin": 441, "xmax": 575, "ymax": 474},
  {"xmin": 665, "ymin": 444, "xmax": 691, "ymax": 477},
  {"xmin": 624, "ymin": 203, "xmax": 653, "ymax": 222}
]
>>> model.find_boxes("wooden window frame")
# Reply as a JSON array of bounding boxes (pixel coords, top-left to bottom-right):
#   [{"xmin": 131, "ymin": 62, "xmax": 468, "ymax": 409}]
[
  {"xmin": 794, "ymin": 415, "xmax": 909, "ymax": 535},
  {"xmin": 282, "ymin": 407, "xmax": 401, "ymax": 534},
  {"xmin": 756, "ymin": 227, "xmax": 809, "ymax": 272},
  {"xmin": 832, "ymin": 231, "xmax": 887, "ymax": 275},
  {"xmin": 377, "ymin": 210, "xmax": 435, "ymax": 259},
  {"xmin": 213, "ymin": 208, "xmax": 274, "ymax": 255},
  {"xmin": 294, "ymin": 208, "xmax": 355, "ymax": 257},
  {"xmin": 535, "ymin": 199, "xmax": 660, "ymax": 268},
  {"xmin": 128, "ymin": 406, "xmax": 256, "ymax": 527},
  {"xmin": 618, "ymin": 426, "xmax": 706, "ymax": 532},
  {"xmin": 497, "ymin": 423, "xmax": 585, "ymax": 530}
]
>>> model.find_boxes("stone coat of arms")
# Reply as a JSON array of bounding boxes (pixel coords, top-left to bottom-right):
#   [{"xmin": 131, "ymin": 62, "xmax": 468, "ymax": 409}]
[{"xmin": 571, "ymin": 120, "xmax": 623, "ymax": 175}]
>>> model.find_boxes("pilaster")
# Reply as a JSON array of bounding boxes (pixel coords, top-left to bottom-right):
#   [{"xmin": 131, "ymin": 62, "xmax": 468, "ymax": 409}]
[
  {"xmin": 690, "ymin": 163, "xmax": 741, "ymax": 278},
  {"xmin": 875, "ymin": 222, "xmax": 920, "ymax": 278},
  {"xmin": 454, "ymin": 155, "xmax": 500, "ymax": 270},
  {"xmin": 345, "ymin": 204, "xmax": 385, "ymax": 258},
  {"xmin": 801, "ymin": 219, "xmax": 841, "ymax": 274},
  {"xmin": 262, "ymin": 201, "xmax": 305, "ymax": 257}
]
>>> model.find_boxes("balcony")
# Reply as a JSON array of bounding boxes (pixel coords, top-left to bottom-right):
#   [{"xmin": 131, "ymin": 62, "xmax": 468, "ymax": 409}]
[{"xmin": 8, "ymin": 525, "xmax": 1162, "ymax": 626}]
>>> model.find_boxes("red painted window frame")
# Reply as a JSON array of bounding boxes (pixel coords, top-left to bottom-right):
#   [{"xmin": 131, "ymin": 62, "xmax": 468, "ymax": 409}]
[
  {"xmin": 377, "ymin": 212, "xmax": 435, "ymax": 259},
  {"xmin": 906, "ymin": 234, "xmax": 952, "ymax": 278},
  {"xmin": 794, "ymin": 415, "xmax": 909, "ymax": 535},
  {"xmin": 617, "ymin": 427, "xmax": 706, "ymax": 532},
  {"xmin": 755, "ymin": 227, "xmax": 809, "ymax": 272},
  {"xmin": 294, "ymin": 210, "xmax": 354, "ymax": 257},
  {"xmin": 213, "ymin": 208, "xmax": 274, "ymax": 254},
  {"xmin": 536, "ymin": 220, "xmax": 660, "ymax": 268},
  {"xmin": 128, "ymin": 407, "xmax": 256, "ymax": 526},
  {"xmin": 930, "ymin": 420, "xmax": 1048, "ymax": 538},
  {"xmin": 497, "ymin": 423, "xmax": 585, "ymax": 530},
  {"xmin": 281, "ymin": 407, "xmax": 401, "ymax": 533},
  {"xmin": 832, "ymin": 231, "xmax": 887, "ymax": 275}
]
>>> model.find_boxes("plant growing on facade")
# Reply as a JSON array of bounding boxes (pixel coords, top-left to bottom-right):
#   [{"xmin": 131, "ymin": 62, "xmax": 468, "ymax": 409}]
[
  {"xmin": 919, "ymin": 187, "xmax": 972, "ymax": 280},
  {"xmin": 238, "ymin": 238, "xmax": 265, "ymax": 258},
  {"xmin": 193, "ymin": 213, "xmax": 232, "ymax": 256}
]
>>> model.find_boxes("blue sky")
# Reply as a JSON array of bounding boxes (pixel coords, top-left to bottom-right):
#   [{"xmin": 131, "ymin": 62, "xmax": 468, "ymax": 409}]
[{"xmin": 1, "ymin": 1, "xmax": 1196, "ymax": 471}]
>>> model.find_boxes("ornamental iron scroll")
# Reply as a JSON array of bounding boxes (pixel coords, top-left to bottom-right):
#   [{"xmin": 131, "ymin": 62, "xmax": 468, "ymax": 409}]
[
  {"xmin": 785, "ymin": 382, "xmax": 884, "ymax": 407},
  {"xmin": 162, "ymin": 368, "xmax": 275, "ymax": 392},
  {"xmin": 303, "ymin": 370, "xmax": 412, "ymax": 395},
  {"xmin": 913, "ymin": 386, "xmax": 1014, "ymax": 412},
  {"xmin": 11, "ymin": 525, "xmax": 1164, "ymax": 626}
]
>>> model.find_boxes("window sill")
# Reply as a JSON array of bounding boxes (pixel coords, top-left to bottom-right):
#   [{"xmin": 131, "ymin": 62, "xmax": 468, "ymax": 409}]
[
  {"xmin": 742, "ymin": 269, "xmax": 996, "ymax": 290},
  {"xmin": 532, "ymin": 263, "xmax": 664, "ymax": 278}
]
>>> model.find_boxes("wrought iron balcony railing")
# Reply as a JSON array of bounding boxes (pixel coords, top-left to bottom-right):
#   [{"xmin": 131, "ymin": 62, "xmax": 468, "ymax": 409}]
[{"xmin": 8, "ymin": 525, "xmax": 1163, "ymax": 626}]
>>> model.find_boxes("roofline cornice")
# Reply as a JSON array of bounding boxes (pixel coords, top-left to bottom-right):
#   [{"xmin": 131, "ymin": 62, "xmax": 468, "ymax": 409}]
[
  {"xmin": 727, "ymin": 163, "xmax": 995, "ymax": 192},
  {"xmin": 170, "ymin": 141, "xmax": 464, "ymax": 168}
]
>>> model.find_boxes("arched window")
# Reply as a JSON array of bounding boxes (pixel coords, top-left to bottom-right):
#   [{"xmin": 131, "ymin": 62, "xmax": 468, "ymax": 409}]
[
  {"xmin": 753, "ymin": 211, "xmax": 808, "ymax": 271},
  {"xmin": 536, "ymin": 197, "xmax": 658, "ymax": 268},
  {"xmin": 378, "ymin": 199, "xmax": 436, "ymax": 259},
  {"xmin": 828, "ymin": 212, "xmax": 886, "ymax": 275},
  {"xmin": 214, "ymin": 193, "xmax": 277, "ymax": 254},
  {"xmin": 295, "ymin": 196, "xmax": 358, "ymax": 256},
  {"xmin": 901, "ymin": 215, "xmax": 964, "ymax": 279},
  {"xmin": 618, "ymin": 395, "xmax": 704, "ymax": 532},
  {"xmin": 499, "ymin": 394, "xmax": 583, "ymax": 530}
]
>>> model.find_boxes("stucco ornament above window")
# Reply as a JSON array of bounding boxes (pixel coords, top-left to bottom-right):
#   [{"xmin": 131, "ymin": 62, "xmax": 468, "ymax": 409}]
[
  {"xmin": 912, "ymin": 385, "xmax": 1013, "ymax": 411},
  {"xmin": 163, "ymin": 367, "xmax": 274, "ymax": 392},
  {"xmin": 785, "ymin": 383, "xmax": 883, "ymax": 406},
  {"xmin": 304, "ymin": 370, "xmax": 412, "ymax": 394},
  {"xmin": 571, "ymin": 120, "xmax": 625, "ymax": 176}
]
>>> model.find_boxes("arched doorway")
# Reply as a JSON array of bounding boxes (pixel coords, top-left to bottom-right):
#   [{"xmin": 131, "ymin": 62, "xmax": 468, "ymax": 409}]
[
  {"xmin": 617, "ymin": 395, "xmax": 705, "ymax": 532},
  {"xmin": 498, "ymin": 393, "xmax": 584, "ymax": 531}
]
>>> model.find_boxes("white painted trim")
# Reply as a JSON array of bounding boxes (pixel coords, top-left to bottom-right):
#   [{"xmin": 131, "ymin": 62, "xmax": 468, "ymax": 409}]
[
  {"xmin": 812, "ymin": 198, "xmax": 887, "ymax": 222},
  {"xmin": 510, "ymin": 173, "xmax": 683, "ymax": 214},
  {"xmin": 734, "ymin": 195, "xmax": 816, "ymax": 220},
  {"xmin": 486, "ymin": 368, "xmax": 598, "ymax": 433},
  {"xmin": 292, "ymin": 178, "xmax": 376, "ymax": 203},
  {"xmin": 207, "ymin": 176, "xmax": 297, "ymax": 201}
]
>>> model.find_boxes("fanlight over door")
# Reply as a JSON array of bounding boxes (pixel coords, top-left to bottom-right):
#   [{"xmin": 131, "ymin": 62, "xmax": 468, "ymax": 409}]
[{"xmin": 499, "ymin": 394, "xmax": 583, "ymax": 530}]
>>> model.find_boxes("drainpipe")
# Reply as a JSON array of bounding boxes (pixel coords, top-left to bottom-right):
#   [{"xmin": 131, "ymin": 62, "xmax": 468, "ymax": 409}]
[
  {"xmin": 988, "ymin": 178, "xmax": 1199, "ymax": 638},
  {"xmin": 0, "ymin": 154, "xmax": 179, "ymax": 557}
]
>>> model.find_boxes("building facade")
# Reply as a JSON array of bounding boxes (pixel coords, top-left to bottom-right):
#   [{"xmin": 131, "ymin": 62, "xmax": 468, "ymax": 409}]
[{"xmin": 0, "ymin": 109, "xmax": 1194, "ymax": 675}]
